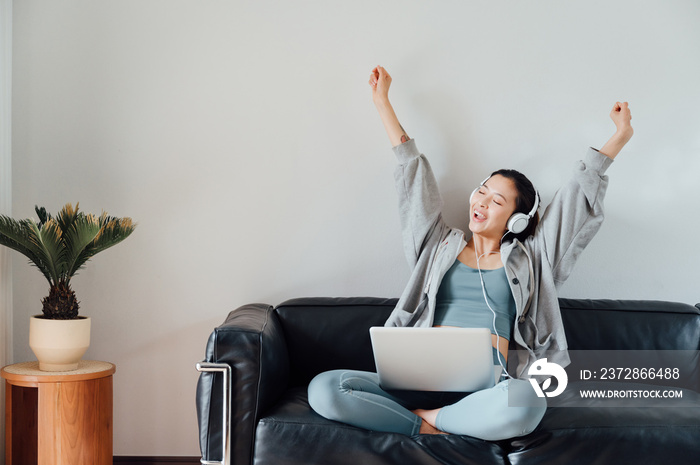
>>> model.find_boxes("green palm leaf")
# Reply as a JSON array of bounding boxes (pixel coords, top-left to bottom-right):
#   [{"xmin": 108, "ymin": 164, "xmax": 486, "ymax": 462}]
[
  {"xmin": 63, "ymin": 211, "xmax": 102, "ymax": 278},
  {"xmin": 69, "ymin": 213, "xmax": 136, "ymax": 277},
  {"xmin": 28, "ymin": 219, "xmax": 65, "ymax": 284},
  {"xmin": 0, "ymin": 216, "xmax": 54, "ymax": 284},
  {"xmin": 54, "ymin": 203, "xmax": 78, "ymax": 237}
]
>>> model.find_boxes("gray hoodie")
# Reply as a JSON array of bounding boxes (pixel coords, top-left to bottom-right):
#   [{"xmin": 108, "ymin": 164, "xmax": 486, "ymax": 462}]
[{"xmin": 384, "ymin": 139, "xmax": 613, "ymax": 378}]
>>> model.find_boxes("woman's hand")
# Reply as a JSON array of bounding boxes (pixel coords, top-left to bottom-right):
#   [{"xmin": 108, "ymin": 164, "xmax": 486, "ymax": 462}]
[
  {"xmin": 370, "ymin": 66, "xmax": 392, "ymax": 104},
  {"xmin": 610, "ymin": 101, "xmax": 634, "ymax": 142},
  {"xmin": 599, "ymin": 102, "xmax": 634, "ymax": 160}
]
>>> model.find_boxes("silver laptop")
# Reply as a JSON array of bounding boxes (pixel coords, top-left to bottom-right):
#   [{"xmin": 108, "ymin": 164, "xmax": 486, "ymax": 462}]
[{"xmin": 369, "ymin": 327, "xmax": 497, "ymax": 392}]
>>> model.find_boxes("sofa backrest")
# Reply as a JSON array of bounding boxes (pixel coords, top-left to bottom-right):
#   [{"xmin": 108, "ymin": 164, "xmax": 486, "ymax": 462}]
[
  {"xmin": 275, "ymin": 297, "xmax": 395, "ymax": 386},
  {"xmin": 559, "ymin": 298, "xmax": 700, "ymax": 350},
  {"xmin": 560, "ymin": 298, "xmax": 700, "ymax": 390},
  {"xmin": 274, "ymin": 297, "xmax": 700, "ymax": 387}
]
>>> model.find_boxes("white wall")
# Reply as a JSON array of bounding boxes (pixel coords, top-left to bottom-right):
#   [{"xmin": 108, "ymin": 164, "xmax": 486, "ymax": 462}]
[{"xmin": 10, "ymin": 0, "xmax": 700, "ymax": 457}]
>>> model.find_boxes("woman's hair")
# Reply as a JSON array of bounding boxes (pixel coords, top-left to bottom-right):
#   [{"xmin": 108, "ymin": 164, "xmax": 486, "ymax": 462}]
[{"xmin": 490, "ymin": 169, "xmax": 540, "ymax": 243}]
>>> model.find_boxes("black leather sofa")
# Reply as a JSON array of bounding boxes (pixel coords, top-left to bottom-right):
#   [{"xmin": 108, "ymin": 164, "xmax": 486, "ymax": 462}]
[{"xmin": 196, "ymin": 297, "xmax": 700, "ymax": 465}]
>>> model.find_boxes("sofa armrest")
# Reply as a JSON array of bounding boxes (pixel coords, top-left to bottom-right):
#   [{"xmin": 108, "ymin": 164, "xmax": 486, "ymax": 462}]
[{"xmin": 196, "ymin": 303, "xmax": 290, "ymax": 465}]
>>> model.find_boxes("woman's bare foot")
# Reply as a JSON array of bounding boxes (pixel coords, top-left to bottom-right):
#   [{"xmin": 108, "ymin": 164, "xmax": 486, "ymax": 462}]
[
  {"xmin": 412, "ymin": 409, "xmax": 448, "ymax": 435},
  {"xmin": 419, "ymin": 419, "xmax": 448, "ymax": 434}
]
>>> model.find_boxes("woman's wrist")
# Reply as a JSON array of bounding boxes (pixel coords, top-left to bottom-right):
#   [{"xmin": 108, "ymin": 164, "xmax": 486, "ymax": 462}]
[
  {"xmin": 373, "ymin": 94, "xmax": 391, "ymax": 109},
  {"xmin": 614, "ymin": 126, "xmax": 634, "ymax": 144}
]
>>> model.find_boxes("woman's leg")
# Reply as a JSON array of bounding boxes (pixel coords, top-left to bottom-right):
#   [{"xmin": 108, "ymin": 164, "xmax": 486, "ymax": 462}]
[
  {"xmin": 434, "ymin": 378, "xmax": 547, "ymax": 440},
  {"xmin": 308, "ymin": 369, "xmax": 423, "ymax": 435}
]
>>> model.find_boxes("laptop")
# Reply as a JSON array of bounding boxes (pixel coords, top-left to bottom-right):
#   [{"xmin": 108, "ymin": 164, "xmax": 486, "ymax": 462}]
[{"xmin": 369, "ymin": 327, "xmax": 498, "ymax": 392}]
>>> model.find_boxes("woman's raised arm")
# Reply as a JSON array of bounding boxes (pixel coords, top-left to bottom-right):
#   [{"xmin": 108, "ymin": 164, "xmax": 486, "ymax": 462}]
[
  {"xmin": 369, "ymin": 66, "xmax": 411, "ymax": 147},
  {"xmin": 535, "ymin": 101, "xmax": 633, "ymax": 284},
  {"xmin": 599, "ymin": 102, "xmax": 634, "ymax": 159}
]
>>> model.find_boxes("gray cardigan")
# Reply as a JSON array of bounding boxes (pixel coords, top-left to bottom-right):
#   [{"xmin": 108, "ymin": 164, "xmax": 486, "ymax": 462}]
[{"xmin": 384, "ymin": 139, "xmax": 613, "ymax": 378}]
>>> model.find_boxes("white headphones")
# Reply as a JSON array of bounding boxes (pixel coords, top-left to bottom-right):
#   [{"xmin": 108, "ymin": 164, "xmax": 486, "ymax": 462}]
[{"xmin": 470, "ymin": 175, "xmax": 540, "ymax": 235}]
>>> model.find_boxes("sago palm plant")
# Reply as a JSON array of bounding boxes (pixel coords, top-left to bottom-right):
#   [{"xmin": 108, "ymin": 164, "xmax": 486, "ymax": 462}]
[{"xmin": 0, "ymin": 203, "xmax": 136, "ymax": 319}]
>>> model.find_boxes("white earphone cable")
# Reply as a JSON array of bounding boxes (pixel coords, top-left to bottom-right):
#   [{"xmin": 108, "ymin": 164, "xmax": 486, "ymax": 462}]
[{"xmin": 473, "ymin": 237, "xmax": 513, "ymax": 381}]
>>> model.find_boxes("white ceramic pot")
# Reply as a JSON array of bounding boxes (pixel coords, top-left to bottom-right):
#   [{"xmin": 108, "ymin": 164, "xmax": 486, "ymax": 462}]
[{"xmin": 29, "ymin": 315, "xmax": 91, "ymax": 371}]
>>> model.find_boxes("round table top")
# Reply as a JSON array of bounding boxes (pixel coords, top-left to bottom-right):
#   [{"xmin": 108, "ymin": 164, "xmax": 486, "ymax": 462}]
[{"xmin": 1, "ymin": 360, "xmax": 115, "ymax": 383}]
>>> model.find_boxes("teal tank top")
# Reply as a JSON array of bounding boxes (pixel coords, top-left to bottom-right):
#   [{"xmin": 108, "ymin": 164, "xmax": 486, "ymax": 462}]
[{"xmin": 433, "ymin": 259, "xmax": 517, "ymax": 341}]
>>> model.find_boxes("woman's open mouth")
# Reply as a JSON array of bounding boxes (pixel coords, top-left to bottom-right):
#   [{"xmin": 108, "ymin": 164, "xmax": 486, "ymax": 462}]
[{"xmin": 472, "ymin": 209, "xmax": 487, "ymax": 223}]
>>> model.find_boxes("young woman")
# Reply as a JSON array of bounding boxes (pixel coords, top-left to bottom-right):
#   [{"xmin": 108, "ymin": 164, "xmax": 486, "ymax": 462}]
[{"xmin": 308, "ymin": 66, "xmax": 633, "ymax": 439}]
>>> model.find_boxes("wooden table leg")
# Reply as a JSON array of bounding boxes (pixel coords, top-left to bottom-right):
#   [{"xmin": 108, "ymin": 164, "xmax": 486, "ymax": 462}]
[
  {"xmin": 37, "ymin": 376, "xmax": 113, "ymax": 465},
  {"xmin": 4, "ymin": 380, "xmax": 9, "ymax": 465},
  {"xmin": 6, "ymin": 382, "xmax": 38, "ymax": 465}
]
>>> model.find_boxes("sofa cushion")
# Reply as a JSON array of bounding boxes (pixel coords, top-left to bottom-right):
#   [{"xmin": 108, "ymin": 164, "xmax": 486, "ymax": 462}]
[
  {"xmin": 508, "ymin": 379, "xmax": 700, "ymax": 464},
  {"xmin": 510, "ymin": 406, "xmax": 700, "ymax": 464},
  {"xmin": 255, "ymin": 387, "xmax": 508, "ymax": 465}
]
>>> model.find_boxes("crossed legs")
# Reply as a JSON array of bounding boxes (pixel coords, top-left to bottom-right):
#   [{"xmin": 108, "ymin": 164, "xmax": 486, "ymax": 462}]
[{"xmin": 308, "ymin": 369, "xmax": 546, "ymax": 440}]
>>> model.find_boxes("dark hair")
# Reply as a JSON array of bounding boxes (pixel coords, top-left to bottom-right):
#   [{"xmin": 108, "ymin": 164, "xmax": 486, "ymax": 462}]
[{"xmin": 490, "ymin": 169, "xmax": 540, "ymax": 243}]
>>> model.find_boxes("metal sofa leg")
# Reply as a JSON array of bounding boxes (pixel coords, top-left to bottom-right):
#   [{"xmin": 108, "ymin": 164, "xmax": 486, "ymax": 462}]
[{"xmin": 196, "ymin": 361, "xmax": 232, "ymax": 465}]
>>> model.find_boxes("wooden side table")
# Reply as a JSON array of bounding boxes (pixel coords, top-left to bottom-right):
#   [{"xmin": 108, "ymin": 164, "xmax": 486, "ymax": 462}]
[{"xmin": 1, "ymin": 360, "xmax": 115, "ymax": 465}]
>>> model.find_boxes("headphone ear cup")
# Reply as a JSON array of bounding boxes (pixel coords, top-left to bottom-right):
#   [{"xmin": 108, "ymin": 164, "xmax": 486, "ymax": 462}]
[
  {"xmin": 469, "ymin": 187, "xmax": 479, "ymax": 204},
  {"xmin": 507, "ymin": 213, "xmax": 529, "ymax": 235}
]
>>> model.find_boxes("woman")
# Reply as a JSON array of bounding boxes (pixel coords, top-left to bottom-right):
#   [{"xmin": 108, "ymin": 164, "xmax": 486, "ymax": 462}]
[{"xmin": 308, "ymin": 66, "xmax": 633, "ymax": 439}]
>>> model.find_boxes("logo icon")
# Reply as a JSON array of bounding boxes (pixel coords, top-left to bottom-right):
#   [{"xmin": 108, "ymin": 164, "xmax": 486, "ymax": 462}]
[{"xmin": 528, "ymin": 358, "xmax": 568, "ymax": 398}]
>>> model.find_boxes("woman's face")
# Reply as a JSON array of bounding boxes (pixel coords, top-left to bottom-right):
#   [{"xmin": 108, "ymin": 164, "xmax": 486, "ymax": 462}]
[{"xmin": 469, "ymin": 174, "xmax": 519, "ymax": 238}]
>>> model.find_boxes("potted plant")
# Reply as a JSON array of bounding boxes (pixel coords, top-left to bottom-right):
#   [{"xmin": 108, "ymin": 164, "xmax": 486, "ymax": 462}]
[{"xmin": 0, "ymin": 203, "xmax": 136, "ymax": 371}]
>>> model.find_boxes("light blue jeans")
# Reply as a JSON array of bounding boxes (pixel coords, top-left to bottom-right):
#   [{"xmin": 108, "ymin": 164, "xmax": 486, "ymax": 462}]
[{"xmin": 308, "ymin": 368, "xmax": 546, "ymax": 440}]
